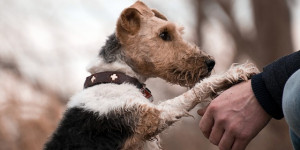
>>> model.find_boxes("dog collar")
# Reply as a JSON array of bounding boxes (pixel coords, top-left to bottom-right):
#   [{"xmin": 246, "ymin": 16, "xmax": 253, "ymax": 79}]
[{"xmin": 84, "ymin": 71, "xmax": 153, "ymax": 102}]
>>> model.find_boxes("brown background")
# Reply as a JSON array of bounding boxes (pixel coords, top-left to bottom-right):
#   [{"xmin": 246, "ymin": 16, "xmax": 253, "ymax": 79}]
[{"xmin": 0, "ymin": 0, "xmax": 298, "ymax": 149}]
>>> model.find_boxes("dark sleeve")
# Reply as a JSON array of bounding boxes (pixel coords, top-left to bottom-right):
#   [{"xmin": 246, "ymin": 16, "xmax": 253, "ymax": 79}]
[{"xmin": 251, "ymin": 50, "xmax": 300, "ymax": 119}]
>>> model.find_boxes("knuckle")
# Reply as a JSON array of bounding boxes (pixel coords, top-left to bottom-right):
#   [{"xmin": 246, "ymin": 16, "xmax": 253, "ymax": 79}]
[
  {"xmin": 208, "ymin": 103, "xmax": 218, "ymax": 112},
  {"xmin": 217, "ymin": 115, "xmax": 227, "ymax": 125},
  {"xmin": 214, "ymin": 114, "xmax": 228, "ymax": 127},
  {"xmin": 237, "ymin": 132, "xmax": 250, "ymax": 141},
  {"xmin": 227, "ymin": 124, "xmax": 238, "ymax": 134}
]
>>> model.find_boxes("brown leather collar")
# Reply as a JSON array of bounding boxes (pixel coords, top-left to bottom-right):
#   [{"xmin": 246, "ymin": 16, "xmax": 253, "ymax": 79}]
[{"xmin": 84, "ymin": 71, "xmax": 153, "ymax": 101}]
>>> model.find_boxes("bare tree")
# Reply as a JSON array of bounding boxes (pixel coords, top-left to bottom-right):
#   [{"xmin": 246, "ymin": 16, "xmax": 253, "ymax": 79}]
[
  {"xmin": 251, "ymin": 0, "xmax": 293, "ymax": 67},
  {"xmin": 194, "ymin": 0, "xmax": 294, "ymax": 69}
]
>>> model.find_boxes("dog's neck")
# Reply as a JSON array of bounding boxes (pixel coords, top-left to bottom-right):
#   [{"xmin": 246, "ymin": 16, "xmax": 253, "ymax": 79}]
[
  {"xmin": 87, "ymin": 33, "xmax": 147, "ymax": 83},
  {"xmin": 87, "ymin": 57, "xmax": 147, "ymax": 83}
]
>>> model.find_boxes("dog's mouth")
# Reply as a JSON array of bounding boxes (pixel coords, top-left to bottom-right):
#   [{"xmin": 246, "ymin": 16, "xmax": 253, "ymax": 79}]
[
  {"xmin": 167, "ymin": 67, "xmax": 212, "ymax": 87},
  {"xmin": 169, "ymin": 56, "xmax": 215, "ymax": 87}
]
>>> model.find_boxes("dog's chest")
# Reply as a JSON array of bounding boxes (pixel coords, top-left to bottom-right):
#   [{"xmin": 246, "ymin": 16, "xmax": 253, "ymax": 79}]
[{"xmin": 68, "ymin": 83, "xmax": 152, "ymax": 114}]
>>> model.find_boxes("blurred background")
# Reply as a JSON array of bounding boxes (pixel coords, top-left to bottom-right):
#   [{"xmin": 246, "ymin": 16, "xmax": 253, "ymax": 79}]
[{"xmin": 0, "ymin": 0, "xmax": 299, "ymax": 149}]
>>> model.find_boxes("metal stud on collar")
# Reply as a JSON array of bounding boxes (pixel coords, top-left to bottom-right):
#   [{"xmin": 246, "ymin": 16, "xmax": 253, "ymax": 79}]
[{"xmin": 110, "ymin": 74, "xmax": 118, "ymax": 81}]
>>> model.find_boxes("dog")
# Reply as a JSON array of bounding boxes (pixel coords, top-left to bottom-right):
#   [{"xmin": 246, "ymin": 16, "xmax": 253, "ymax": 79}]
[{"xmin": 44, "ymin": 1, "xmax": 258, "ymax": 150}]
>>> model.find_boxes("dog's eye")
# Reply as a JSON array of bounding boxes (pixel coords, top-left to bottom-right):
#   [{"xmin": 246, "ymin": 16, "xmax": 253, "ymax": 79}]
[{"xmin": 159, "ymin": 31, "xmax": 171, "ymax": 41}]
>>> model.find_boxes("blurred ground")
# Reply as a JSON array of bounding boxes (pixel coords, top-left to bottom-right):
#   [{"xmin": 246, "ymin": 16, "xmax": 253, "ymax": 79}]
[{"xmin": 0, "ymin": 0, "xmax": 299, "ymax": 150}]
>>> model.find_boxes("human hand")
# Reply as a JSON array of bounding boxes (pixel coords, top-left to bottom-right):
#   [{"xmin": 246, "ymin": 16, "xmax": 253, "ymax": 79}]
[{"xmin": 198, "ymin": 80, "xmax": 271, "ymax": 150}]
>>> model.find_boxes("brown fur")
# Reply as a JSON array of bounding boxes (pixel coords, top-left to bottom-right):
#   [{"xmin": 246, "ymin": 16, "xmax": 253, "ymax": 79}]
[
  {"xmin": 151, "ymin": 9, "xmax": 167, "ymax": 21},
  {"xmin": 42, "ymin": 2, "xmax": 258, "ymax": 150},
  {"xmin": 119, "ymin": 63, "xmax": 259, "ymax": 150},
  {"xmin": 116, "ymin": 1, "xmax": 213, "ymax": 87},
  {"xmin": 122, "ymin": 105, "xmax": 161, "ymax": 150}
]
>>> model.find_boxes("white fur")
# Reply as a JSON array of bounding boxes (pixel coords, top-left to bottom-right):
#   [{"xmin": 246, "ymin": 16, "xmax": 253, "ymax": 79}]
[
  {"xmin": 143, "ymin": 136, "xmax": 161, "ymax": 150},
  {"xmin": 69, "ymin": 50, "xmax": 258, "ymax": 150},
  {"xmin": 70, "ymin": 56, "xmax": 152, "ymax": 115},
  {"xmin": 68, "ymin": 83, "xmax": 153, "ymax": 115}
]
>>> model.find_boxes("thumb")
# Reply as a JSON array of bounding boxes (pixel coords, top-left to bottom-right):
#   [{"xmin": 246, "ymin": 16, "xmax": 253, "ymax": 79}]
[{"xmin": 197, "ymin": 106, "xmax": 208, "ymax": 116}]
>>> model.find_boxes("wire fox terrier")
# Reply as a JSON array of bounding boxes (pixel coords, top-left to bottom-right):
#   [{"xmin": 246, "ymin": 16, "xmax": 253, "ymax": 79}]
[{"xmin": 44, "ymin": 1, "xmax": 258, "ymax": 150}]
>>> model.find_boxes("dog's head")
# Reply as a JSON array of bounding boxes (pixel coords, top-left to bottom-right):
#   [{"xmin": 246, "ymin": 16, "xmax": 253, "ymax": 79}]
[{"xmin": 115, "ymin": 1, "xmax": 214, "ymax": 87}]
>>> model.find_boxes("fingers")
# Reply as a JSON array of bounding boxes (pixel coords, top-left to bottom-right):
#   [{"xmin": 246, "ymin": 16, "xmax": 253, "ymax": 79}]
[
  {"xmin": 197, "ymin": 81, "xmax": 270, "ymax": 150},
  {"xmin": 199, "ymin": 107, "xmax": 214, "ymax": 138},
  {"xmin": 231, "ymin": 139, "xmax": 249, "ymax": 150},
  {"xmin": 209, "ymin": 125, "xmax": 224, "ymax": 145},
  {"xmin": 197, "ymin": 106, "xmax": 208, "ymax": 116},
  {"xmin": 218, "ymin": 131, "xmax": 234, "ymax": 150}
]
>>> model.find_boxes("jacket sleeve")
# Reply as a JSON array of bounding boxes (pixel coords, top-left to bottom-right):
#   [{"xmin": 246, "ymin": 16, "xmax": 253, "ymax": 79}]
[{"xmin": 251, "ymin": 50, "xmax": 300, "ymax": 119}]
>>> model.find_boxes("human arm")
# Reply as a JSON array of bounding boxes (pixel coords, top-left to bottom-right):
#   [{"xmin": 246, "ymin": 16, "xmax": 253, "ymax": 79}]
[
  {"xmin": 198, "ymin": 80, "xmax": 271, "ymax": 150},
  {"xmin": 198, "ymin": 50, "xmax": 300, "ymax": 150},
  {"xmin": 252, "ymin": 50, "xmax": 300, "ymax": 119}
]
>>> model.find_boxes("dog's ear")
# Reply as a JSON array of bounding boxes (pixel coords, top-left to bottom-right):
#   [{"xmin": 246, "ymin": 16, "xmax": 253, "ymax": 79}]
[
  {"xmin": 152, "ymin": 9, "xmax": 167, "ymax": 21},
  {"xmin": 117, "ymin": 8, "xmax": 141, "ymax": 37}
]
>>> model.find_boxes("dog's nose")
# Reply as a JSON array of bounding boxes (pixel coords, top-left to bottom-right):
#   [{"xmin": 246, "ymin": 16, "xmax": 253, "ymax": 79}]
[{"xmin": 205, "ymin": 59, "xmax": 215, "ymax": 72}]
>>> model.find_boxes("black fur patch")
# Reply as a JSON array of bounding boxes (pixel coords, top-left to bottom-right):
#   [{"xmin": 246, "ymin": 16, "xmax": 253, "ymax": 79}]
[
  {"xmin": 99, "ymin": 33, "xmax": 122, "ymax": 63},
  {"xmin": 44, "ymin": 107, "xmax": 137, "ymax": 150}
]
